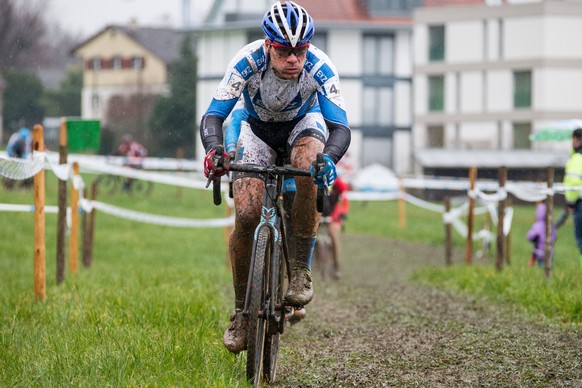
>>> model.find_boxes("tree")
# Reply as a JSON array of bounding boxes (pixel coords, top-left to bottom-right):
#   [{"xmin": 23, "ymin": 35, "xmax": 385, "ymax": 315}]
[
  {"xmin": 43, "ymin": 66, "xmax": 82, "ymax": 117},
  {"xmin": 0, "ymin": 0, "xmax": 47, "ymax": 71},
  {"xmin": 2, "ymin": 70, "xmax": 45, "ymax": 131},
  {"xmin": 148, "ymin": 34, "xmax": 197, "ymax": 157}
]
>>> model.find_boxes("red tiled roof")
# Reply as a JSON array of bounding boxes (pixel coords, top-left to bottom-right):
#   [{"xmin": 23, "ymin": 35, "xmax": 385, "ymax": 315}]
[
  {"xmin": 295, "ymin": 0, "xmax": 411, "ymax": 24},
  {"xmin": 423, "ymin": 0, "xmax": 485, "ymax": 6}
]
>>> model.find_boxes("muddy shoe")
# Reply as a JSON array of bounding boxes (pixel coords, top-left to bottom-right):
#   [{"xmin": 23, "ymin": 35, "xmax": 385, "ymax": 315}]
[
  {"xmin": 223, "ymin": 309, "xmax": 248, "ymax": 354},
  {"xmin": 285, "ymin": 266, "xmax": 313, "ymax": 306}
]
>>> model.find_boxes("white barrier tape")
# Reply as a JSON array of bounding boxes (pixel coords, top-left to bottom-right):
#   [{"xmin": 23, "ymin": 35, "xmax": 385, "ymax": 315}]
[
  {"xmin": 0, "ymin": 203, "xmax": 59, "ymax": 213},
  {"xmin": 72, "ymin": 175, "xmax": 85, "ymax": 191},
  {"xmin": 468, "ymin": 189, "xmax": 477, "ymax": 199},
  {"xmin": 0, "ymin": 155, "xmax": 45, "ymax": 180},
  {"xmin": 345, "ymin": 191, "xmax": 400, "ymax": 201},
  {"xmin": 506, "ymin": 183, "xmax": 548, "ymax": 202},
  {"xmin": 402, "ymin": 192, "xmax": 444, "ymax": 212},
  {"xmin": 84, "ymin": 199, "xmax": 234, "ymax": 228},
  {"xmin": 473, "ymin": 187, "xmax": 507, "ymax": 203},
  {"xmin": 503, "ymin": 207, "xmax": 514, "ymax": 236},
  {"xmin": 76, "ymin": 159, "xmax": 208, "ymax": 189}
]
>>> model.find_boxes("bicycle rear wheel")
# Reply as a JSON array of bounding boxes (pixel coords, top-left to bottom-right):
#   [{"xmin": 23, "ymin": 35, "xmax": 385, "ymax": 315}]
[
  {"xmin": 246, "ymin": 226, "xmax": 271, "ymax": 385},
  {"xmin": 315, "ymin": 226, "xmax": 334, "ymax": 281},
  {"xmin": 129, "ymin": 179, "xmax": 153, "ymax": 196}
]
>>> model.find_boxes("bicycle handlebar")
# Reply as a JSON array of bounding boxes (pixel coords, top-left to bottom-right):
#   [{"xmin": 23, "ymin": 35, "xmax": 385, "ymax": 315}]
[
  {"xmin": 228, "ymin": 163, "xmax": 311, "ymax": 177},
  {"xmin": 209, "ymin": 152, "xmax": 329, "ymax": 212}
]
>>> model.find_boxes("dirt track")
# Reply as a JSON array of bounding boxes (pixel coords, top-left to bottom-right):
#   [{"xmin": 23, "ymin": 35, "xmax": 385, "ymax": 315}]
[{"xmin": 273, "ymin": 234, "xmax": 582, "ymax": 387}]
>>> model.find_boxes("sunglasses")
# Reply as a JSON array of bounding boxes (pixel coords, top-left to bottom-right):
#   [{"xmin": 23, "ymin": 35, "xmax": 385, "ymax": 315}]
[{"xmin": 269, "ymin": 41, "xmax": 310, "ymax": 57}]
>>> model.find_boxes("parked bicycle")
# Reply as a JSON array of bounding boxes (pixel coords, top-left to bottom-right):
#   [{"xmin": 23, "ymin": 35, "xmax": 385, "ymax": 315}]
[
  {"xmin": 94, "ymin": 174, "xmax": 153, "ymax": 196},
  {"xmin": 209, "ymin": 148, "xmax": 327, "ymax": 386}
]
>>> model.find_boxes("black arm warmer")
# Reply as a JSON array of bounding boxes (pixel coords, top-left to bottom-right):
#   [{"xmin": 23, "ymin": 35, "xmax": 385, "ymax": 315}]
[
  {"xmin": 323, "ymin": 120, "xmax": 351, "ymax": 164},
  {"xmin": 200, "ymin": 114, "xmax": 225, "ymax": 153}
]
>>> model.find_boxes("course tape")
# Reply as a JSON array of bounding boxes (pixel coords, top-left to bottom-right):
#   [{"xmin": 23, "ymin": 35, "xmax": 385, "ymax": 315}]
[
  {"xmin": 79, "ymin": 199, "xmax": 234, "ymax": 228},
  {"xmin": 0, "ymin": 153, "xmax": 575, "ymax": 235}
]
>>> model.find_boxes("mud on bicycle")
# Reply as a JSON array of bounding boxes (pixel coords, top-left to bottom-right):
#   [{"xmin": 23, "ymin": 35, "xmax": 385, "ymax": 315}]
[{"xmin": 208, "ymin": 147, "xmax": 328, "ymax": 385}]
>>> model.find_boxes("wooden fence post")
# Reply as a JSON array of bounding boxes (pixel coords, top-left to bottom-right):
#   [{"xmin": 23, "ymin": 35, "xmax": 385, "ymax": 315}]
[
  {"xmin": 465, "ymin": 166, "xmax": 477, "ymax": 265},
  {"xmin": 496, "ymin": 166, "xmax": 507, "ymax": 272},
  {"xmin": 68, "ymin": 162, "xmax": 80, "ymax": 274},
  {"xmin": 33, "ymin": 124, "xmax": 46, "ymax": 301},
  {"xmin": 505, "ymin": 198, "xmax": 512, "ymax": 266},
  {"xmin": 84, "ymin": 181, "xmax": 98, "ymax": 267},
  {"xmin": 444, "ymin": 196, "xmax": 452, "ymax": 266},
  {"xmin": 544, "ymin": 167, "xmax": 554, "ymax": 278},
  {"xmin": 56, "ymin": 118, "xmax": 68, "ymax": 284}
]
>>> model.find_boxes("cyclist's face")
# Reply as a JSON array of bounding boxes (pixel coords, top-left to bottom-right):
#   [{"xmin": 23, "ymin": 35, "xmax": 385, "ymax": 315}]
[{"xmin": 266, "ymin": 39, "xmax": 309, "ymax": 80}]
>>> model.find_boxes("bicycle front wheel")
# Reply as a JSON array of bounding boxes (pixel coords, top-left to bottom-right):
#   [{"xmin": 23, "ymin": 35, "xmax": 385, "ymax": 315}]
[
  {"xmin": 95, "ymin": 175, "xmax": 119, "ymax": 195},
  {"xmin": 263, "ymin": 239, "xmax": 285, "ymax": 383},
  {"xmin": 246, "ymin": 226, "xmax": 271, "ymax": 385}
]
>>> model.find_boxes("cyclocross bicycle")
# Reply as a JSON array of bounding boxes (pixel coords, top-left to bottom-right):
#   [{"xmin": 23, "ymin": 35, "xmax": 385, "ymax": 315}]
[{"xmin": 209, "ymin": 147, "xmax": 326, "ymax": 385}]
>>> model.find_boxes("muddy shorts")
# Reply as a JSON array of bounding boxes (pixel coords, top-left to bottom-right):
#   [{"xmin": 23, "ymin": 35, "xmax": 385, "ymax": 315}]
[{"xmin": 231, "ymin": 112, "xmax": 327, "ymax": 182}]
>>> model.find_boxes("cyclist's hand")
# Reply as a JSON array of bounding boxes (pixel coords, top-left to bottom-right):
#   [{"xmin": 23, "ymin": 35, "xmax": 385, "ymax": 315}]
[
  {"xmin": 203, "ymin": 145, "xmax": 230, "ymax": 178},
  {"xmin": 310, "ymin": 154, "xmax": 337, "ymax": 188}
]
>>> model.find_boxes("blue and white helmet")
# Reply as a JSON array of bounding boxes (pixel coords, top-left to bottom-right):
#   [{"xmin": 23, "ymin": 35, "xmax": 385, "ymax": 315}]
[{"xmin": 262, "ymin": 1, "xmax": 314, "ymax": 47}]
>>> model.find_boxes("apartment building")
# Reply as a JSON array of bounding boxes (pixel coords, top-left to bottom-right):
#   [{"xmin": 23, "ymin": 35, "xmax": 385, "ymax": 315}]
[{"xmin": 413, "ymin": 0, "xmax": 582, "ymax": 178}]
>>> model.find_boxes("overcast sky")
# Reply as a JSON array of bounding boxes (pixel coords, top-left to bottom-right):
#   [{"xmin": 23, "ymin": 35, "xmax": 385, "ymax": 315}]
[{"xmin": 48, "ymin": 0, "xmax": 212, "ymax": 37}]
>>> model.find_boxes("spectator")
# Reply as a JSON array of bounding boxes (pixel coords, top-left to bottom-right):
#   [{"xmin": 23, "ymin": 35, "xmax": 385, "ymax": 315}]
[
  {"xmin": 6, "ymin": 127, "xmax": 32, "ymax": 159},
  {"xmin": 3, "ymin": 127, "xmax": 33, "ymax": 189},
  {"xmin": 117, "ymin": 134, "xmax": 147, "ymax": 191},
  {"xmin": 322, "ymin": 176, "xmax": 350, "ymax": 279},
  {"xmin": 526, "ymin": 203, "xmax": 556, "ymax": 268},
  {"xmin": 563, "ymin": 127, "xmax": 582, "ymax": 270}
]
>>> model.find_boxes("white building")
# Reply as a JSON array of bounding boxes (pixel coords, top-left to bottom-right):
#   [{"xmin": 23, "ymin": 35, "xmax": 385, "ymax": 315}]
[
  {"xmin": 195, "ymin": 0, "xmax": 418, "ymax": 174},
  {"xmin": 413, "ymin": 0, "xmax": 582, "ymax": 178}
]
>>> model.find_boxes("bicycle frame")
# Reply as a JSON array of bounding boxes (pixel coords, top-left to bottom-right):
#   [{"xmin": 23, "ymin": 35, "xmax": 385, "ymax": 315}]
[{"xmin": 242, "ymin": 169, "xmax": 288, "ymax": 325}]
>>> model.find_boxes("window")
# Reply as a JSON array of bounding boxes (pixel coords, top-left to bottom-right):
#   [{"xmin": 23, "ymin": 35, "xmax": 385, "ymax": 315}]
[
  {"xmin": 513, "ymin": 122, "xmax": 531, "ymax": 149},
  {"xmin": 90, "ymin": 57, "xmax": 101, "ymax": 70},
  {"xmin": 132, "ymin": 56, "xmax": 144, "ymax": 70},
  {"xmin": 429, "ymin": 25, "xmax": 445, "ymax": 62},
  {"xmin": 427, "ymin": 125, "xmax": 444, "ymax": 148},
  {"xmin": 310, "ymin": 33, "xmax": 327, "ymax": 53},
  {"xmin": 363, "ymin": 35, "xmax": 394, "ymax": 76},
  {"xmin": 362, "ymin": 86, "xmax": 393, "ymax": 126},
  {"xmin": 247, "ymin": 31, "xmax": 264, "ymax": 43},
  {"xmin": 91, "ymin": 94, "xmax": 100, "ymax": 111},
  {"xmin": 428, "ymin": 75, "xmax": 445, "ymax": 112},
  {"xmin": 514, "ymin": 70, "xmax": 531, "ymax": 109},
  {"xmin": 112, "ymin": 55, "xmax": 122, "ymax": 70}
]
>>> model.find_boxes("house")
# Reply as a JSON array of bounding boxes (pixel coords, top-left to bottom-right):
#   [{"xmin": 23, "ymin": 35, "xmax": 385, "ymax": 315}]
[
  {"xmin": 72, "ymin": 24, "xmax": 196, "ymax": 143},
  {"xmin": 412, "ymin": 0, "xmax": 582, "ymax": 180},
  {"xmin": 194, "ymin": 0, "xmax": 419, "ymax": 174}
]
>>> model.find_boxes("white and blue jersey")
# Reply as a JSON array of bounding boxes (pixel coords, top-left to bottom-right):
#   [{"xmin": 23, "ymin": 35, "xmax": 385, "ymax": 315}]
[{"xmin": 201, "ymin": 39, "xmax": 351, "ymax": 164}]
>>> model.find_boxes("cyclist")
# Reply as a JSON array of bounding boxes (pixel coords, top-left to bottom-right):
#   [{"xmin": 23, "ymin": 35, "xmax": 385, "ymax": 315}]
[
  {"xmin": 116, "ymin": 134, "xmax": 147, "ymax": 191},
  {"xmin": 3, "ymin": 127, "xmax": 33, "ymax": 189},
  {"xmin": 200, "ymin": 1, "xmax": 351, "ymax": 354},
  {"xmin": 321, "ymin": 176, "xmax": 350, "ymax": 279}
]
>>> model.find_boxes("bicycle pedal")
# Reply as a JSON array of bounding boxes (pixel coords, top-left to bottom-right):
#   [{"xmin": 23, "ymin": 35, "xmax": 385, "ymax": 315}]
[{"xmin": 287, "ymin": 307, "xmax": 306, "ymax": 325}]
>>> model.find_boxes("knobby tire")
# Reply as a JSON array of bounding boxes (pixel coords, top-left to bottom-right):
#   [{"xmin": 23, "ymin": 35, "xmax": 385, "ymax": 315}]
[
  {"xmin": 246, "ymin": 226, "xmax": 270, "ymax": 385},
  {"xmin": 262, "ymin": 241, "xmax": 285, "ymax": 383}
]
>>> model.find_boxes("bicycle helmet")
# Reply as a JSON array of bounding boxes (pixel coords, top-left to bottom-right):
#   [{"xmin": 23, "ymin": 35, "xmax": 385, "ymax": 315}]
[{"xmin": 262, "ymin": 1, "xmax": 314, "ymax": 47}]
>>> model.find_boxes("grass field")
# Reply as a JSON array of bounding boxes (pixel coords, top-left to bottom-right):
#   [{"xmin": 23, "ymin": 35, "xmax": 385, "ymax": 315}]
[{"xmin": 1, "ymin": 172, "xmax": 580, "ymax": 385}]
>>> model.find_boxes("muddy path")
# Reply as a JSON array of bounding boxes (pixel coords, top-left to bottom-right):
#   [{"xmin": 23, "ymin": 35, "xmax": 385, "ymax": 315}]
[{"xmin": 273, "ymin": 234, "xmax": 582, "ymax": 387}]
